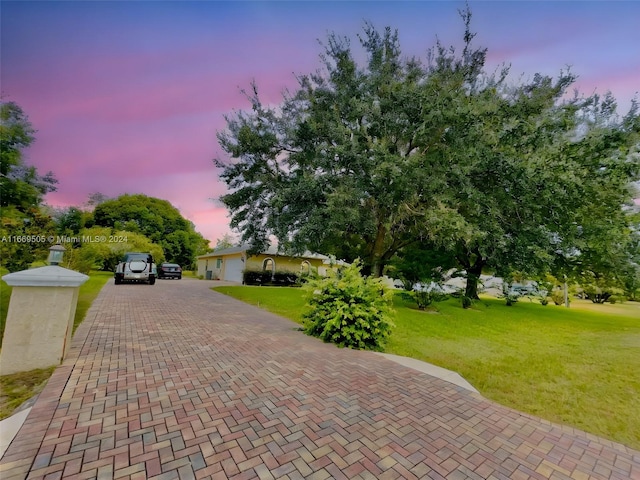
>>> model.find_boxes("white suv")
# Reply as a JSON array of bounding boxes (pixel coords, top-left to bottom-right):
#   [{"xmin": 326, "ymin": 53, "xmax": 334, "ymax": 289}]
[{"xmin": 114, "ymin": 252, "xmax": 156, "ymax": 285}]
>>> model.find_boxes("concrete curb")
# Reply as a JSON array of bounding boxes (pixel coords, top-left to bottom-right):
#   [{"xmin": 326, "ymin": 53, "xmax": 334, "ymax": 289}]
[
  {"xmin": 375, "ymin": 352, "xmax": 479, "ymax": 393},
  {"xmin": 0, "ymin": 407, "xmax": 31, "ymax": 458}
]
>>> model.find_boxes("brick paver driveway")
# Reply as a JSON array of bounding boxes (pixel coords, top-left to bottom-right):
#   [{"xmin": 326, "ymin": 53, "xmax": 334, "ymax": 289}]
[{"xmin": 1, "ymin": 278, "xmax": 638, "ymax": 479}]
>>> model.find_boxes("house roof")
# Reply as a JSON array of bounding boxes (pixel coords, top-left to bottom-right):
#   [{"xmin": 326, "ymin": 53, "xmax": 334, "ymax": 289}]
[{"xmin": 197, "ymin": 244, "xmax": 332, "ymax": 261}]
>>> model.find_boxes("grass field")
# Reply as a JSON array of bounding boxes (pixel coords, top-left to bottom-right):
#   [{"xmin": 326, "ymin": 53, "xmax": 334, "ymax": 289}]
[
  {"xmin": 72, "ymin": 271, "xmax": 112, "ymax": 332},
  {"xmin": 0, "ymin": 270, "xmax": 111, "ymax": 419},
  {"xmin": 213, "ymin": 285, "xmax": 640, "ymax": 450}
]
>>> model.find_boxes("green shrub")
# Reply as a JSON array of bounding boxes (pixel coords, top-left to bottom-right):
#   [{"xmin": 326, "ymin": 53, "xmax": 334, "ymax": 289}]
[
  {"xmin": 302, "ymin": 259, "xmax": 394, "ymax": 350},
  {"xmin": 504, "ymin": 293, "xmax": 519, "ymax": 306},
  {"xmin": 243, "ymin": 269, "xmax": 265, "ymax": 285},
  {"xmin": 271, "ymin": 270, "xmax": 299, "ymax": 286},
  {"xmin": 242, "ymin": 269, "xmax": 300, "ymax": 286},
  {"xmin": 579, "ymin": 271, "xmax": 624, "ymax": 304},
  {"xmin": 551, "ymin": 289, "xmax": 566, "ymax": 306},
  {"xmin": 608, "ymin": 295, "xmax": 625, "ymax": 304},
  {"xmin": 462, "ymin": 295, "xmax": 472, "ymax": 309},
  {"xmin": 402, "ymin": 287, "xmax": 447, "ymax": 310}
]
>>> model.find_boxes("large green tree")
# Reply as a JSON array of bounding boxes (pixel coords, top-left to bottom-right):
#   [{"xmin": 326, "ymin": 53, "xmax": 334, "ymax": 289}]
[
  {"xmin": 565, "ymin": 207, "xmax": 640, "ymax": 303},
  {"xmin": 217, "ymin": 23, "xmax": 461, "ymax": 276},
  {"xmin": 53, "ymin": 206, "xmax": 91, "ymax": 236},
  {"xmin": 93, "ymin": 194, "xmax": 208, "ymax": 268},
  {"xmin": 621, "ymin": 210, "xmax": 640, "ymax": 300},
  {"xmin": 215, "ymin": 10, "xmax": 639, "ymax": 294},
  {"xmin": 1, "ymin": 101, "xmax": 57, "ymax": 212},
  {"xmin": 1, "ymin": 101, "xmax": 58, "ymax": 271},
  {"xmin": 433, "ymin": 85, "xmax": 638, "ymax": 298}
]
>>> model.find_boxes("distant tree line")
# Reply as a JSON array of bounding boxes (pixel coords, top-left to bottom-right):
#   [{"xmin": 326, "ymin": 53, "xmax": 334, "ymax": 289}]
[{"xmin": 1, "ymin": 100, "xmax": 209, "ymax": 273}]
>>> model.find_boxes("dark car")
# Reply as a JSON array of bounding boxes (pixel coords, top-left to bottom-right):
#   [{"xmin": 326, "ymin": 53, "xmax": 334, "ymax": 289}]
[{"xmin": 157, "ymin": 263, "xmax": 182, "ymax": 279}]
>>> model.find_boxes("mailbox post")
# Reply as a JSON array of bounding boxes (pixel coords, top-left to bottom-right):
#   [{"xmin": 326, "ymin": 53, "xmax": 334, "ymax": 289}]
[{"xmin": 0, "ymin": 246, "xmax": 89, "ymax": 375}]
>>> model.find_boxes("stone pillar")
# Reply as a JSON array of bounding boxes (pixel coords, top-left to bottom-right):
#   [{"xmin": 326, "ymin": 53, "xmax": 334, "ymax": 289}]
[{"xmin": 0, "ymin": 266, "xmax": 89, "ymax": 375}]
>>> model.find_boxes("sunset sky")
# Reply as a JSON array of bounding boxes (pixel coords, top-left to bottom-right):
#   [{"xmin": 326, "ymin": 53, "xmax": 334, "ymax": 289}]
[{"xmin": 2, "ymin": 1, "xmax": 639, "ymax": 245}]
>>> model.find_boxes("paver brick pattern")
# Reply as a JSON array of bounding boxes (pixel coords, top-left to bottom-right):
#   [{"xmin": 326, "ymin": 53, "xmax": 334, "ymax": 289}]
[{"xmin": 1, "ymin": 278, "xmax": 638, "ymax": 480}]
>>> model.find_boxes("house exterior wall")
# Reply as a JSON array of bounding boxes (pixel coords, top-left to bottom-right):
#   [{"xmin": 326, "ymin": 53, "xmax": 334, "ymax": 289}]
[
  {"xmin": 245, "ymin": 254, "xmax": 325, "ymax": 274},
  {"xmin": 197, "ymin": 252, "xmax": 330, "ymax": 282},
  {"xmin": 197, "ymin": 252, "xmax": 243, "ymax": 280},
  {"xmin": 197, "ymin": 257, "xmax": 211, "ymax": 278}
]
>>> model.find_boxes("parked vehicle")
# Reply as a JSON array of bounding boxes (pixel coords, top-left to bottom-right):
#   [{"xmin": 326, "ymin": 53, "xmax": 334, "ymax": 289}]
[
  {"xmin": 114, "ymin": 252, "xmax": 156, "ymax": 285},
  {"xmin": 157, "ymin": 263, "xmax": 182, "ymax": 280}
]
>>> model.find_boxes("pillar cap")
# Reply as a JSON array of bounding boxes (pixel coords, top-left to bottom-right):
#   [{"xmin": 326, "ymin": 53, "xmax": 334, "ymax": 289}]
[{"xmin": 2, "ymin": 266, "xmax": 89, "ymax": 287}]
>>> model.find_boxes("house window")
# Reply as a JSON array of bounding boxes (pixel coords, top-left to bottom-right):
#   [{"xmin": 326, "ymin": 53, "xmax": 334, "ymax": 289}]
[
  {"xmin": 262, "ymin": 258, "xmax": 275, "ymax": 276},
  {"xmin": 216, "ymin": 258, "xmax": 222, "ymax": 269}
]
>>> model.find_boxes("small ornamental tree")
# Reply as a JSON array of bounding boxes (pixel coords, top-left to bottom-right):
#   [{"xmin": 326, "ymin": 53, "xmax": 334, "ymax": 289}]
[
  {"xmin": 302, "ymin": 260, "xmax": 394, "ymax": 350},
  {"xmin": 580, "ymin": 271, "xmax": 624, "ymax": 304}
]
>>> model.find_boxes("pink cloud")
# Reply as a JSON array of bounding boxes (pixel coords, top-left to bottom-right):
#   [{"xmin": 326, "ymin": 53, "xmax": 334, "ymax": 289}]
[
  {"xmin": 5, "ymin": 0, "xmax": 639, "ymax": 250},
  {"xmin": 45, "ymin": 168, "xmax": 232, "ymax": 246}
]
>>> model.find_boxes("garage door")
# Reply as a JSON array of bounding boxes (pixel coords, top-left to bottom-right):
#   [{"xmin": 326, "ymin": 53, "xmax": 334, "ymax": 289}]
[{"xmin": 223, "ymin": 258, "xmax": 244, "ymax": 283}]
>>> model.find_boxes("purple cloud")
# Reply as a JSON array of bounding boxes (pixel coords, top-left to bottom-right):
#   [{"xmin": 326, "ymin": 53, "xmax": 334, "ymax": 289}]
[{"xmin": 3, "ymin": 1, "xmax": 638, "ymax": 246}]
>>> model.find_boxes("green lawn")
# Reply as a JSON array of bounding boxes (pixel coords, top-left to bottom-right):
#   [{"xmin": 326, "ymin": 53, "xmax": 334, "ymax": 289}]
[
  {"xmin": 214, "ymin": 285, "xmax": 307, "ymax": 323},
  {"xmin": 72, "ymin": 271, "xmax": 112, "ymax": 332},
  {"xmin": 0, "ymin": 269, "xmax": 11, "ymax": 346},
  {"xmin": 213, "ymin": 285, "xmax": 640, "ymax": 450}
]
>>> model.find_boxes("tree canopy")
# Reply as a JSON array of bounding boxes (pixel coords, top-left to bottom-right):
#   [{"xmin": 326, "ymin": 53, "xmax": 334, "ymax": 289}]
[
  {"xmin": 92, "ymin": 194, "xmax": 208, "ymax": 268},
  {"xmin": 1, "ymin": 101, "xmax": 58, "ymax": 271},
  {"xmin": 62, "ymin": 226, "xmax": 164, "ymax": 274},
  {"xmin": 1, "ymin": 101, "xmax": 57, "ymax": 212},
  {"xmin": 215, "ymin": 9, "xmax": 639, "ymax": 296},
  {"xmin": 213, "ymin": 233, "xmax": 236, "ymax": 251}
]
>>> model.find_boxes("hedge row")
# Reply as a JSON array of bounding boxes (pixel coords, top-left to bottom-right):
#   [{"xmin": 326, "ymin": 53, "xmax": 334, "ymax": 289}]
[{"xmin": 243, "ymin": 269, "xmax": 300, "ymax": 286}]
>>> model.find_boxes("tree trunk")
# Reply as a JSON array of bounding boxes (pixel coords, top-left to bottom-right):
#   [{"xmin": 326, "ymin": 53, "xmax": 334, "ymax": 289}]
[
  {"xmin": 456, "ymin": 245, "xmax": 486, "ymax": 300},
  {"xmin": 464, "ymin": 260, "xmax": 485, "ymax": 300},
  {"xmin": 369, "ymin": 222, "xmax": 388, "ymax": 278},
  {"xmin": 371, "ymin": 261, "xmax": 384, "ymax": 278}
]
